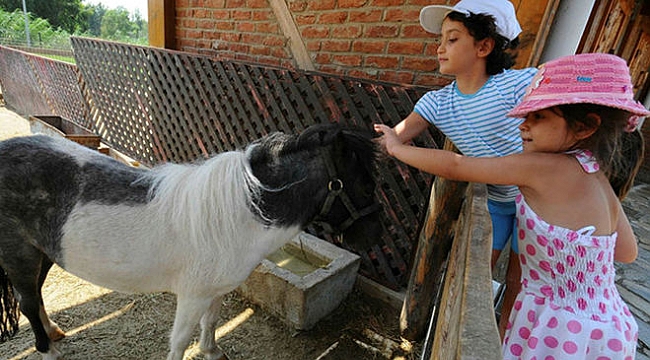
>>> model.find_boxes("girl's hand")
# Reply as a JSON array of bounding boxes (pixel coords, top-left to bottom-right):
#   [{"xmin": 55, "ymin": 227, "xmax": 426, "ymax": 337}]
[{"xmin": 373, "ymin": 124, "xmax": 401, "ymax": 156}]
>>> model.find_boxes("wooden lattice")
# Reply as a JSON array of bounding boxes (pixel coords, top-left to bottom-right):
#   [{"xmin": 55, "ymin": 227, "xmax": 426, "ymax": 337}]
[{"xmin": 0, "ymin": 45, "xmax": 52, "ymax": 117}]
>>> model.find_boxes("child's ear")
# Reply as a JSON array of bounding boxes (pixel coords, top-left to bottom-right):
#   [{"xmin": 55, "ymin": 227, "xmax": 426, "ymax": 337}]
[
  {"xmin": 477, "ymin": 38, "xmax": 495, "ymax": 58},
  {"xmin": 575, "ymin": 113, "xmax": 601, "ymax": 140}
]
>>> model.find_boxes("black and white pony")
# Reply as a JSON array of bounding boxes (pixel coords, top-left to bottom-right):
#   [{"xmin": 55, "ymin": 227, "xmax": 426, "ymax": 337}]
[{"xmin": 0, "ymin": 123, "xmax": 381, "ymax": 360}]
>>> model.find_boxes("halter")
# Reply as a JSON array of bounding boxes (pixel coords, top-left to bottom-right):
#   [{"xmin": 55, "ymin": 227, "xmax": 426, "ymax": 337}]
[{"xmin": 310, "ymin": 148, "xmax": 380, "ymax": 235}]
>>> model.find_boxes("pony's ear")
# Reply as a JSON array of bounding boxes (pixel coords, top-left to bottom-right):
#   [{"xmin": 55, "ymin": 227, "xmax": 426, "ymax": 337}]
[{"xmin": 298, "ymin": 123, "xmax": 342, "ymax": 146}]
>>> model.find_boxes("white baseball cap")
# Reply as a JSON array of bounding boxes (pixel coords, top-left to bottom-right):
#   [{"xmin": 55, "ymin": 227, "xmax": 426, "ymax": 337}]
[{"xmin": 420, "ymin": 0, "xmax": 522, "ymax": 41}]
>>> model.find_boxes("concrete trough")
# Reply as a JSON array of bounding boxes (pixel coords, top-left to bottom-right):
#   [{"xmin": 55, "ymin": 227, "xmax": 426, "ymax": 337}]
[{"xmin": 238, "ymin": 232, "xmax": 360, "ymax": 330}]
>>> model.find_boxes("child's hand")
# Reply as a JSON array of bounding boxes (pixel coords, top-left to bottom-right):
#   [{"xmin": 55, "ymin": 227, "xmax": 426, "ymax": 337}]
[{"xmin": 373, "ymin": 124, "xmax": 400, "ymax": 156}]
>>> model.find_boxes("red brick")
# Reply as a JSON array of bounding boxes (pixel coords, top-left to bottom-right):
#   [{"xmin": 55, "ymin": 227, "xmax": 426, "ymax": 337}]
[
  {"xmin": 384, "ymin": 9, "xmax": 420, "ymax": 22},
  {"xmin": 402, "ymin": 57, "xmax": 437, "ymax": 71},
  {"xmin": 211, "ymin": 10, "xmax": 230, "ymax": 19},
  {"xmin": 313, "ymin": 53, "xmax": 332, "ymax": 65},
  {"xmin": 216, "ymin": 22, "xmax": 236, "ymax": 31},
  {"xmin": 306, "ymin": 0, "xmax": 336, "ymax": 11},
  {"xmin": 370, "ymin": 0, "xmax": 405, "ymax": 6},
  {"xmin": 194, "ymin": 9, "xmax": 209, "ymax": 18},
  {"xmin": 302, "ymin": 26, "xmax": 330, "ymax": 39},
  {"xmin": 338, "ymin": 0, "xmax": 369, "ymax": 8},
  {"xmin": 204, "ymin": 0, "xmax": 226, "ymax": 7},
  {"xmin": 186, "ymin": 29, "xmax": 204, "ymax": 39},
  {"xmin": 387, "ymin": 41, "xmax": 424, "ymax": 55},
  {"xmin": 402, "ymin": 24, "xmax": 431, "ymax": 38},
  {"xmin": 365, "ymin": 25, "xmax": 400, "ymax": 38},
  {"xmin": 225, "ymin": 0, "xmax": 245, "ymax": 8},
  {"xmin": 263, "ymin": 35, "xmax": 287, "ymax": 47},
  {"xmin": 251, "ymin": 10, "xmax": 271, "ymax": 20},
  {"xmin": 352, "ymin": 40, "xmax": 385, "ymax": 53},
  {"xmin": 305, "ymin": 40, "xmax": 321, "ymax": 51},
  {"xmin": 250, "ymin": 45, "xmax": 271, "ymax": 56},
  {"xmin": 198, "ymin": 20, "xmax": 216, "ymax": 29},
  {"xmin": 220, "ymin": 32, "xmax": 241, "ymax": 42},
  {"xmin": 332, "ymin": 54, "xmax": 362, "ymax": 66},
  {"xmin": 241, "ymin": 33, "xmax": 266, "ymax": 44},
  {"xmin": 289, "ymin": 1, "xmax": 308, "ymax": 12},
  {"xmin": 236, "ymin": 22, "xmax": 255, "ymax": 32},
  {"xmin": 321, "ymin": 40, "xmax": 351, "ymax": 52},
  {"xmin": 232, "ymin": 10, "xmax": 252, "ymax": 20},
  {"xmin": 257, "ymin": 22, "xmax": 279, "ymax": 34},
  {"xmin": 295, "ymin": 14, "xmax": 316, "ymax": 25},
  {"xmin": 348, "ymin": 10, "xmax": 383, "ymax": 23},
  {"xmin": 423, "ymin": 42, "xmax": 439, "ymax": 57},
  {"xmin": 365, "ymin": 55, "xmax": 399, "ymax": 68},
  {"xmin": 320, "ymin": 11, "xmax": 348, "ymax": 24},
  {"xmin": 247, "ymin": 0, "xmax": 268, "ymax": 8},
  {"xmin": 331, "ymin": 25, "xmax": 362, "ymax": 38}
]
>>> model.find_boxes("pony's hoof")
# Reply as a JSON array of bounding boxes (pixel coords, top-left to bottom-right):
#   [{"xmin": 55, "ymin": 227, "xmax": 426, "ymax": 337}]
[
  {"xmin": 47, "ymin": 323, "xmax": 66, "ymax": 341},
  {"xmin": 48, "ymin": 327, "xmax": 66, "ymax": 341}
]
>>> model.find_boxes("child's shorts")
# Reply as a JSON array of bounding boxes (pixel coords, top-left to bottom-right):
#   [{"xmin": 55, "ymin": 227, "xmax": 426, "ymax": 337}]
[{"xmin": 487, "ymin": 199, "xmax": 518, "ymax": 254}]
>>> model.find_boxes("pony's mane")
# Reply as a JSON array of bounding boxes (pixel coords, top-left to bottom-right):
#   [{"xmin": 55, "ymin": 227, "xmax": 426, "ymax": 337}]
[
  {"xmin": 144, "ymin": 150, "xmax": 264, "ymax": 249},
  {"xmin": 294, "ymin": 124, "xmax": 379, "ymax": 170}
]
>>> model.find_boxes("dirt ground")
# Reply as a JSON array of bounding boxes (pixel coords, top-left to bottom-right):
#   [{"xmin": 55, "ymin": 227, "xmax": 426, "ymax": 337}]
[{"xmin": 0, "ymin": 103, "xmax": 422, "ymax": 360}]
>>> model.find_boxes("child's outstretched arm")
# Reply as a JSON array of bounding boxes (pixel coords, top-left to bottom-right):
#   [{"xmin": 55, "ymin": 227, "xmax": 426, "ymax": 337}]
[
  {"xmin": 392, "ymin": 112, "xmax": 431, "ymax": 144},
  {"xmin": 374, "ymin": 123, "xmax": 531, "ymax": 187}
]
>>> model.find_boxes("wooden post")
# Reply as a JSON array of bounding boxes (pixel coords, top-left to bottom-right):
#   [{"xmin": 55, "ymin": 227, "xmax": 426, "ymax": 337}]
[
  {"xmin": 399, "ymin": 139, "xmax": 468, "ymax": 341},
  {"xmin": 148, "ymin": 0, "xmax": 175, "ymax": 49}
]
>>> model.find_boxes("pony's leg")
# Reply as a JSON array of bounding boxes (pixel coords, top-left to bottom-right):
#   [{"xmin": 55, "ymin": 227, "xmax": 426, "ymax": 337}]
[
  {"xmin": 4, "ymin": 252, "xmax": 60, "ymax": 358},
  {"xmin": 166, "ymin": 296, "xmax": 213, "ymax": 360},
  {"xmin": 37, "ymin": 257, "xmax": 65, "ymax": 341},
  {"xmin": 199, "ymin": 296, "xmax": 226, "ymax": 360}
]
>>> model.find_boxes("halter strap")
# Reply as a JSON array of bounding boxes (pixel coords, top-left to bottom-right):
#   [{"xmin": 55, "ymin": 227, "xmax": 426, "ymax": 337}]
[{"xmin": 311, "ymin": 148, "xmax": 379, "ymax": 235}]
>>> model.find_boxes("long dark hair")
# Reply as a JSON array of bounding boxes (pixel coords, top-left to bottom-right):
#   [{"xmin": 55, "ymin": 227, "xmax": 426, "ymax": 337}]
[
  {"xmin": 446, "ymin": 11, "xmax": 519, "ymax": 75},
  {"xmin": 555, "ymin": 104, "xmax": 645, "ymax": 199}
]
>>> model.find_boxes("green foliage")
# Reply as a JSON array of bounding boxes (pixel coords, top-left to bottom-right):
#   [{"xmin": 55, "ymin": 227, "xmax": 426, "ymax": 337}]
[
  {"xmin": 0, "ymin": 0, "xmax": 86, "ymax": 34},
  {"xmin": 0, "ymin": 9, "xmax": 70, "ymax": 47},
  {"xmin": 0, "ymin": 3, "xmax": 148, "ymax": 49}
]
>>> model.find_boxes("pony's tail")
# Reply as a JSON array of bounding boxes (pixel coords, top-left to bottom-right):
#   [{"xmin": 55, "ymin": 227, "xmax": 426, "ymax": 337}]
[{"xmin": 0, "ymin": 266, "xmax": 19, "ymax": 342}]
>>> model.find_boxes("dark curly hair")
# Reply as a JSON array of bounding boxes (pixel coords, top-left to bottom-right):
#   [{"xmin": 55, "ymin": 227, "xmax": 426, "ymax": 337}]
[
  {"xmin": 552, "ymin": 104, "xmax": 645, "ymax": 199},
  {"xmin": 446, "ymin": 11, "xmax": 519, "ymax": 75}
]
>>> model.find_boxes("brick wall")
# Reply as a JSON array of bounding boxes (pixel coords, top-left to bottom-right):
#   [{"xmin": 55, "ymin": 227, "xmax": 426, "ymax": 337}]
[{"xmin": 174, "ymin": 0, "xmax": 454, "ymax": 87}]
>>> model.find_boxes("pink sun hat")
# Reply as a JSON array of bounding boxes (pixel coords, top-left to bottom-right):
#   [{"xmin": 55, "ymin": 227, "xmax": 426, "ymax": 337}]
[{"xmin": 508, "ymin": 53, "xmax": 650, "ymax": 131}]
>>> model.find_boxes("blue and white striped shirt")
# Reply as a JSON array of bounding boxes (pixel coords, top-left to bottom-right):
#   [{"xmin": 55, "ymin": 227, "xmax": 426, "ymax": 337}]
[{"xmin": 414, "ymin": 68, "xmax": 537, "ymax": 202}]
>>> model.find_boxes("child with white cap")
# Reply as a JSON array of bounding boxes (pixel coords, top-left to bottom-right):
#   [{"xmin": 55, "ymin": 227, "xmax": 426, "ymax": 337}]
[
  {"xmin": 388, "ymin": 0, "xmax": 537, "ymax": 338},
  {"xmin": 376, "ymin": 52, "xmax": 646, "ymax": 359}
]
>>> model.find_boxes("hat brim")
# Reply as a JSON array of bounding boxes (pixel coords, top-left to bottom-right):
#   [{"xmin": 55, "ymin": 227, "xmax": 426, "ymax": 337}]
[
  {"xmin": 420, "ymin": 5, "xmax": 456, "ymax": 34},
  {"xmin": 508, "ymin": 96, "xmax": 650, "ymax": 119}
]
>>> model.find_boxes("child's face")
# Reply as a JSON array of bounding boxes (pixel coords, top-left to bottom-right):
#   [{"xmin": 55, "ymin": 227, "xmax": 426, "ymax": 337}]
[
  {"xmin": 519, "ymin": 109, "xmax": 578, "ymax": 153},
  {"xmin": 437, "ymin": 18, "xmax": 485, "ymax": 76}
]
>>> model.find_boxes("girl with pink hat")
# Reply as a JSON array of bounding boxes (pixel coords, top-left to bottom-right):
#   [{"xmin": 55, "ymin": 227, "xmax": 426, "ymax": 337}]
[
  {"xmin": 375, "ymin": 52, "xmax": 647, "ymax": 359},
  {"xmin": 393, "ymin": 0, "xmax": 537, "ymax": 339}
]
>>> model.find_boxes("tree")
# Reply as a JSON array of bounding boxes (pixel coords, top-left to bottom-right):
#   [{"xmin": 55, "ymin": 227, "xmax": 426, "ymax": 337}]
[{"xmin": 0, "ymin": 0, "xmax": 85, "ymax": 34}]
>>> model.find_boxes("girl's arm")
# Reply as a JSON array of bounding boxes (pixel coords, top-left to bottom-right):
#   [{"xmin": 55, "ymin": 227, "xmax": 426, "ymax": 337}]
[
  {"xmin": 613, "ymin": 202, "xmax": 638, "ymax": 263},
  {"xmin": 374, "ymin": 123, "xmax": 539, "ymax": 188},
  {"xmin": 392, "ymin": 112, "xmax": 431, "ymax": 144}
]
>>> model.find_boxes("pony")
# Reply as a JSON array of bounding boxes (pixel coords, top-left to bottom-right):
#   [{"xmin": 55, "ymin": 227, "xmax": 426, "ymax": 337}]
[{"xmin": 0, "ymin": 123, "xmax": 381, "ymax": 360}]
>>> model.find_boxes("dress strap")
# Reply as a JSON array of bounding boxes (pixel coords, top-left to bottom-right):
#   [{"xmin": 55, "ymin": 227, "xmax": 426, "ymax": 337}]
[
  {"xmin": 576, "ymin": 225, "xmax": 596, "ymax": 236},
  {"xmin": 566, "ymin": 149, "xmax": 600, "ymax": 174}
]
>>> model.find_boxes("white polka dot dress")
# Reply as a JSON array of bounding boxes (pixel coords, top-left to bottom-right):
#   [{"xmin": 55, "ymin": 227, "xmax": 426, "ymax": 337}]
[{"xmin": 502, "ymin": 151, "xmax": 638, "ymax": 360}]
